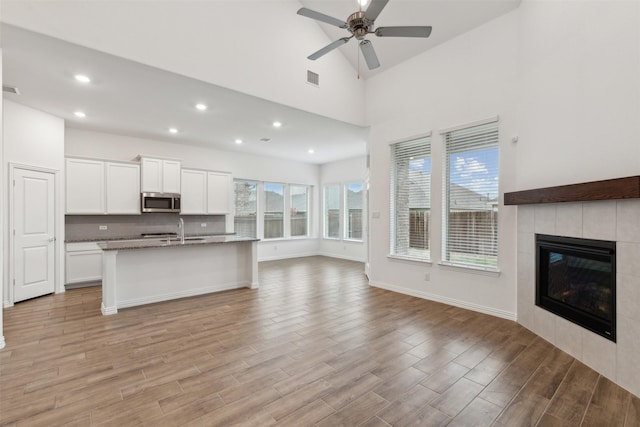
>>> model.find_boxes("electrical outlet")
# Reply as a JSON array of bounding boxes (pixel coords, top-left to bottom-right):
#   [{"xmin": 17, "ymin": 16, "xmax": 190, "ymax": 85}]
[
  {"xmin": 99, "ymin": 225, "xmax": 108, "ymax": 231},
  {"xmin": 424, "ymin": 273, "xmax": 430, "ymax": 281},
  {"xmin": 201, "ymin": 223, "xmax": 207, "ymax": 228}
]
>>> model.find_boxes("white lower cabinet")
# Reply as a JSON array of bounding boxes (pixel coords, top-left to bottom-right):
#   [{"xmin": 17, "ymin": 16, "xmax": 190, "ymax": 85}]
[{"xmin": 66, "ymin": 242, "xmax": 104, "ymax": 285}]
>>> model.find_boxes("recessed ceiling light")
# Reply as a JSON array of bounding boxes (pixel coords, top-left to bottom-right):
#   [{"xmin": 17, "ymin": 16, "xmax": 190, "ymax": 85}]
[
  {"xmin": 195, "ymin": 103, "xmax": 207, "ymax": 111},
  {"xmin": 272, "ymin": 121, "xmax": 282, "ymax": 128},
  {"xmin": 308, "ymin": 149, "xmax": 315, "ymax": 154},
  {"xmin": 74, "ymin": 74, "xmax": 91, "ymax": 83},
  {"xmin": 74, "ymin": 111, "xmax": 86, "ymax": 118},
  {"xmin": 169, "ymin": 127, "xmax": 178, "ymax": 134},
  {"xmin": 235, "ymin": 139, "xmax": 243, "ymax": 144}
]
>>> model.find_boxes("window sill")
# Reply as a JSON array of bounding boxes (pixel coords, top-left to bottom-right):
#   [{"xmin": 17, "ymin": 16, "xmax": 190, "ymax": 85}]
[
  {"xmin": 387, "ymin": 254, "xmax": 433, "ymax": 265},
  {"xmin": 343, "ymin": 239, "xmax": 364, "ymax": 243},
  {"xmin": 438, "ymin": 261, "xmax": 501, "ymax": 277}
]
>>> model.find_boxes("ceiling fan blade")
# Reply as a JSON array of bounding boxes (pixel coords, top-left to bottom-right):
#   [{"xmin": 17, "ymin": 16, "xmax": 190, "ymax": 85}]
[
  {"xmin": 297, "ymin": 8, "xmax": 348, "ymax": 29},
  {"xmin": 364, "ymin": 0, "xmax": 390, "ymax": 21},
  {"xmin": 359, "ymin": 40, "xmax": 380, "ymax": 70},
  {"xmin": 375, "ymin": 26, "xmax": 432, "ymax": 38},
  {"xmin": 308, "ymin": 37, "xmax": 351, "ymax": 60}
]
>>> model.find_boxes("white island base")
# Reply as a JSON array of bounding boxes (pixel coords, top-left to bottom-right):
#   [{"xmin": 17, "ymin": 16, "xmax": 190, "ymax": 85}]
[{"xmin": 101, "ymin": 240, "xmax": 258, "ymax": 315}]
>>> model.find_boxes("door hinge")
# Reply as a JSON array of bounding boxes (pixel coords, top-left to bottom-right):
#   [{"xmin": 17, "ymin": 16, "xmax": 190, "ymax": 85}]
[{"xmin": 13, "ymin": 179, "xmax": 15, "ymax": 186}]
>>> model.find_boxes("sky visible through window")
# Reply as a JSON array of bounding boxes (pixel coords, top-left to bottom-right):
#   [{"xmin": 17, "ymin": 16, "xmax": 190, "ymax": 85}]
[{"xmin": 450, "ymin": 147, "xmax": 498, "ymax": 199}]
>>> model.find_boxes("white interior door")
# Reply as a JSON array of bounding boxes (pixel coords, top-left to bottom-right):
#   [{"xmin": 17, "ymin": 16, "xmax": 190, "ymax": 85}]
[{"xmin": 13, "ymin": 168, "xmax": 56, "ymax": 303}]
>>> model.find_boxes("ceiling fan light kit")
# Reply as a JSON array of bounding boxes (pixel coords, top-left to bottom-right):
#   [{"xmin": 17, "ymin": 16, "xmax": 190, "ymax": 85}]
[{"xmin": 297, "ymin": 0, "xmax": 432, "ymax": 71}]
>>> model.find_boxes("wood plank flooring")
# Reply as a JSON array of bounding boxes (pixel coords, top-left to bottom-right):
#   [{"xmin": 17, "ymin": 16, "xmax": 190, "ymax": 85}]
[{"xmin": 1, "ymin": 256, "xmax": 638, "ymax": 426}]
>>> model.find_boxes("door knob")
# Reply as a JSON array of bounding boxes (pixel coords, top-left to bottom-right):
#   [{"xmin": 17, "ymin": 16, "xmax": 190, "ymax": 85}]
[{"xmin": 48, "ymin": 237, "xmax": 56, "ymax": 242}]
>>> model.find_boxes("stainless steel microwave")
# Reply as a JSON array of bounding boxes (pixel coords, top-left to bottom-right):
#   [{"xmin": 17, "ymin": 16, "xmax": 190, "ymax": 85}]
[{"xmin": 141, "ymin": 192, "xmax": 181, "ymax": 213}]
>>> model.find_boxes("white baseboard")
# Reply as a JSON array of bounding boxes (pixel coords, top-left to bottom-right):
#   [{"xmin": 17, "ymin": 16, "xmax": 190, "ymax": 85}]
[
  {"xmin": 0, "ymin": 336, "xmax": 5, "ymax": 349},
  {"xmin": 101, "ymin": 302, "xmax": 117, "ymax": 316},
  {"xmin": 116, "ymin": 281, "xmax": 250, "ymax": 310},
  {"xmin": 258, "ymin": 252, "xmax": 318, "ymax": 262},
  {"xmin": 369, "ymin": 280, "xmax": 517, "ymax": 321},
  {"xmin": 3, "ymin": 300, "xmax": 12, "ymax": 309},
  {"xmin": 317, "ymin": 252, "xmax": 366, "ymax": 263}
]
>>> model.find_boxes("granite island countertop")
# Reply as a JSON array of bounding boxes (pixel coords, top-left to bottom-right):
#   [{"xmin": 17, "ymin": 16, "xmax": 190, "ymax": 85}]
[
  {"xmin": 98, "ymin": 235, "xmax": 259, "ymax": 251},
  {"xmin": 65, "ymin": 233, "xmax": 236, "ymax": 243}
]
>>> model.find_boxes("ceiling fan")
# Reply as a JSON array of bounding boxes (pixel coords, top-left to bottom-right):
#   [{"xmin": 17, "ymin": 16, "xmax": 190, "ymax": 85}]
[{"xmin": 297, "ymin": 0, "xmax": 432, "ymax": 70}]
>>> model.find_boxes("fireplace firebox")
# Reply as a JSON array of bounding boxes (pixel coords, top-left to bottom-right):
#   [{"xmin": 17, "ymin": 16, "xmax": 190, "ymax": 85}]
[{"xmin": 536, "ymin": 234, "xmax": 616, "ymax": 342}]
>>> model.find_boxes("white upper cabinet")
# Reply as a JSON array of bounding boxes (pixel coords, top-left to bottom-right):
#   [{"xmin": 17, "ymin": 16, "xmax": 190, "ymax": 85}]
[
  {"xmin": 106, "ymin": 162, "xmax": 140, "ymax": 214},
  {"xmin": 66, "ymin": 157, "xmax": 140, "ymax": 215},
  {"xmin": 180, "ymin": 169, "xmax": 231, "ymax": 215},
  {"xmin": 163, "ymin": 160, "xmax": 182, "ymax": 194},
  {"xmin": 207, "ymin": 172, "xmax": 231, "ymax": 214},
  {"xmin": 180, "ymin": 169, "xmax": 207, "ymax": 214},
  {"xmin": 141, "ymin": 157, "xmax": 181, "ymax": 194},
  {"xmin": 66, "ymin": 158, "xmax": 105, "ymax": 214}
]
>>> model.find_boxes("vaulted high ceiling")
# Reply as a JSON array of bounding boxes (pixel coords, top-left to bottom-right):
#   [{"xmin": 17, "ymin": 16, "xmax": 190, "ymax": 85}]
[{"xmin": 1, "ymin": 0, "xmax": 520, "ymax": 164}]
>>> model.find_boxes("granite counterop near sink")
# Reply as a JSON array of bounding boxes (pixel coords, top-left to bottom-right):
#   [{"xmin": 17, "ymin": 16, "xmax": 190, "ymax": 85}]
[
  {"xmin": 98, "ymin": 235, "xmax": 259, "ymax": 251},
  {"xmin": 65, "ymin": 233, "xmax": 236, "ymax": 243}
]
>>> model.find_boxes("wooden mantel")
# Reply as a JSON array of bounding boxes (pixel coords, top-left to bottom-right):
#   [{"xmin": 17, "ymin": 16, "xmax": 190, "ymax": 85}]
[{"xmin": 504, "ymin": 176, "xmax": 640, "ymax": 205}]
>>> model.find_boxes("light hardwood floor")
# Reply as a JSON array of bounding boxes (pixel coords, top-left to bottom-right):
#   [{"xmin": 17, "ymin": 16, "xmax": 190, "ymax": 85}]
[{"xmin": 1, "ymin": 256, "xmax": 638, "ymax": 426}]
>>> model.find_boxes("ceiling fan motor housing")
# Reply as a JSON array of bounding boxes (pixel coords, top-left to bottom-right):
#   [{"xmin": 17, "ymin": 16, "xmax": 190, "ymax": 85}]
[{"xmin": 347, "ymin": 11, "xmax": 373, "ymax": 40}]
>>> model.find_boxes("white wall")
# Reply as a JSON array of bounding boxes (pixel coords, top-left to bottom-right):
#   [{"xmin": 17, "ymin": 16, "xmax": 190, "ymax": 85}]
[
  {"xmin": 3, "ymin": 100, "xmax": 66, "ymax": 306},
  {"xmin": 65, "ymin": 128, "xmax": 321, "ymax": 261},
  {"xmin": 515, "ymin": 0, "xmax": 640, "ymax": 190},
  {"xmin": 0, "ymin": 51, "xmax": 4, "ymax": 348},
  {"xmin": 318, "ymin": 156, "xmax": 368, "ymax": 262},
  {"xmin": 1, "ymin": 1, "xmax": 366, "ymax": 126},
  {"xmin": 365, "ymin": 11, "xmax": 519, "ymax": 319}
]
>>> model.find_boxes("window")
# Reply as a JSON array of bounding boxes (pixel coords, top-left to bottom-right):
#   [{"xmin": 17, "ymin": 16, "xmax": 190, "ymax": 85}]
[
  {"xmin": 324, "ymin": 184, "xmax": 340, "ymax": 239},
  {"xmin": 234, "ymin": 180, "xmax": 257, "ymax": 238},
  {"xmin": 390, "ymin": 136, "xmax": 431, "ymax": 260},
  {"xmin": 443, "ymin": 120, "xmax": 499, "ymax": 269},
  {"xmin": 345, "ymin": 183, "xmax": 363, "ymax": 241},
  {"xmin": 290, "ymin": 185, "xmax": 309, "ymax": 237},
  {"xmin": 264, "ymin": 183, "xmax": 284, "ymax": 239}
]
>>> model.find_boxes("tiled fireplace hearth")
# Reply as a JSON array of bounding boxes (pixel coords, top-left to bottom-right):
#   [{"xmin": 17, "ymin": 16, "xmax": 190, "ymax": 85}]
[{"xmin": 515, "ymin": 197, "xmax": 640, "ymax": 397}]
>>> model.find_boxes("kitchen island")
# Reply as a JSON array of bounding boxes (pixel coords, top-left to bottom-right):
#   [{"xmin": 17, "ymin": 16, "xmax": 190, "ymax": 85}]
[{"xmin": 98, "ymin": 235, "xmax": 259, "ymax": 315}]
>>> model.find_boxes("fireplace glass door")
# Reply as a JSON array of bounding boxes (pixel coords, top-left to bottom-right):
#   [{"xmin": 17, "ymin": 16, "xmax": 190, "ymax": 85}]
[{"xmin": 536, "ymin": 234, "xmax": 616, "ymax": 341}]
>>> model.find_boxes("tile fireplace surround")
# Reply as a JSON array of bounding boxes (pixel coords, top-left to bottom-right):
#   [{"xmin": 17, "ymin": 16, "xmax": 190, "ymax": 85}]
[{"xmin": 517, "ymin": 199, "xmax": 640, "ymax": 397}]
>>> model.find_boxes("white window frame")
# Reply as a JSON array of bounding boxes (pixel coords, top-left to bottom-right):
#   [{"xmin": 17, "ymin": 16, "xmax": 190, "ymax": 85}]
[
  {"xmin": 323, "ymin": 184, "xmax": 341, "ymax": 240},
  {"xmin": 290, "ymin": 184, "xmax": 310, "ymax": 238},
  {"xmin": 441, "ymin": 117, "xmax": 500, "ymax": 272},
  {"xmin": 344, "ymin": 182, "xmax": 364, "ymax": 242},
  {"xmin": 389, "ymin": 134, "xmax": 432, "ymax": 262}
]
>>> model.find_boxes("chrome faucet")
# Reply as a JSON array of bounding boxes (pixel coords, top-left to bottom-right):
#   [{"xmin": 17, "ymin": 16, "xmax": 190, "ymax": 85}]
[{"xmin": 178, "ymin": 217, "xmax": 185, "ymax": 243}]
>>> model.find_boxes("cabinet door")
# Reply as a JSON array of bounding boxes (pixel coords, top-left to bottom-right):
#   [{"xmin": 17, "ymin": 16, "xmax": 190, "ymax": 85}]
[
  {"xmin": 65, "ymin": 242, "xmax": 103, "ymax": 284},
  {"xmin": 180, "ymin": 169, "xmax": 207, "ymax": 214},
  {"xmin": 141, "ymin": 158, "xmax": 162, "ymax": 193},
  {"xmin": 207, "ymin": 172, "xmax": 231, "ymax": 214},
  {"xmin": 66, "ymin": 158, "xmax": 105, "ymax": 214},
  {"xmin": 106, "ymin": 162, "xmax": 140, "ymax": 214},
  {"xmin": 162, "ymin": 160, "xmax": 182, "ymax": 194}
]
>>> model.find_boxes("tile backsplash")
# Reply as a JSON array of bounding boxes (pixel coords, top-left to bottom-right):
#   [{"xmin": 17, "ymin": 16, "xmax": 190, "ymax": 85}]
[{"xmin": 65, "ymin": 213, "xmax": 226, "ymax": 240}]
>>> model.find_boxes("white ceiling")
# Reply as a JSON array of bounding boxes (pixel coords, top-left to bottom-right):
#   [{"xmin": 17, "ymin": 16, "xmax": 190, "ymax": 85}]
[
  {"xmin": 299, "ymin": 0, "xmax": 520, "ymax": 79},
  {"xmin": 2, "ymin": 25, "xmax": 368, "ymax": 165},
  {"xmin": 1, "ymin": 0, "xmax": 520, "ymax": 165}
]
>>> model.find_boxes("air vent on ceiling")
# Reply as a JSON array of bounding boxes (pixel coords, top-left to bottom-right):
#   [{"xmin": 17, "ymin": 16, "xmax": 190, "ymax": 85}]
[
  {"xmin": 307, "ymin": 70, "xmax": 319, "ymax": 87},
  {"xmin": 3, "ymin": 85, "xmax": 20, "ymax": 95},
  {"xmin": 259, "ymin": 137, "xmax": 271, "ymax": 142}
]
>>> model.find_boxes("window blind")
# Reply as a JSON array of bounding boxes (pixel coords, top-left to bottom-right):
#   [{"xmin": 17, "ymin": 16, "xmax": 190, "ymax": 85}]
[
  {"xmin": 390, "ymin": 136, "xmax": 431, "ymax": 260},
  {"xmin": 290, "ymin": 185, "xmax": 309, "ymax": 237},
  {"xmin": 345, "ymin": 182, "xmax": 363, "ymax": 241},
  {"xmin": 443, "ymin": 120, "xmax": 499, "ymax": 269},
  {"xmin": 264, "ymin": 183, "xmax": 284, "ymax": 239},
  {"xmin": 233, "ymin": 180, "xmax": 257, "ymax": 238},
  {"xmin": 324, "ymin": 184, "xmax": 340, "ymax": 239}
]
